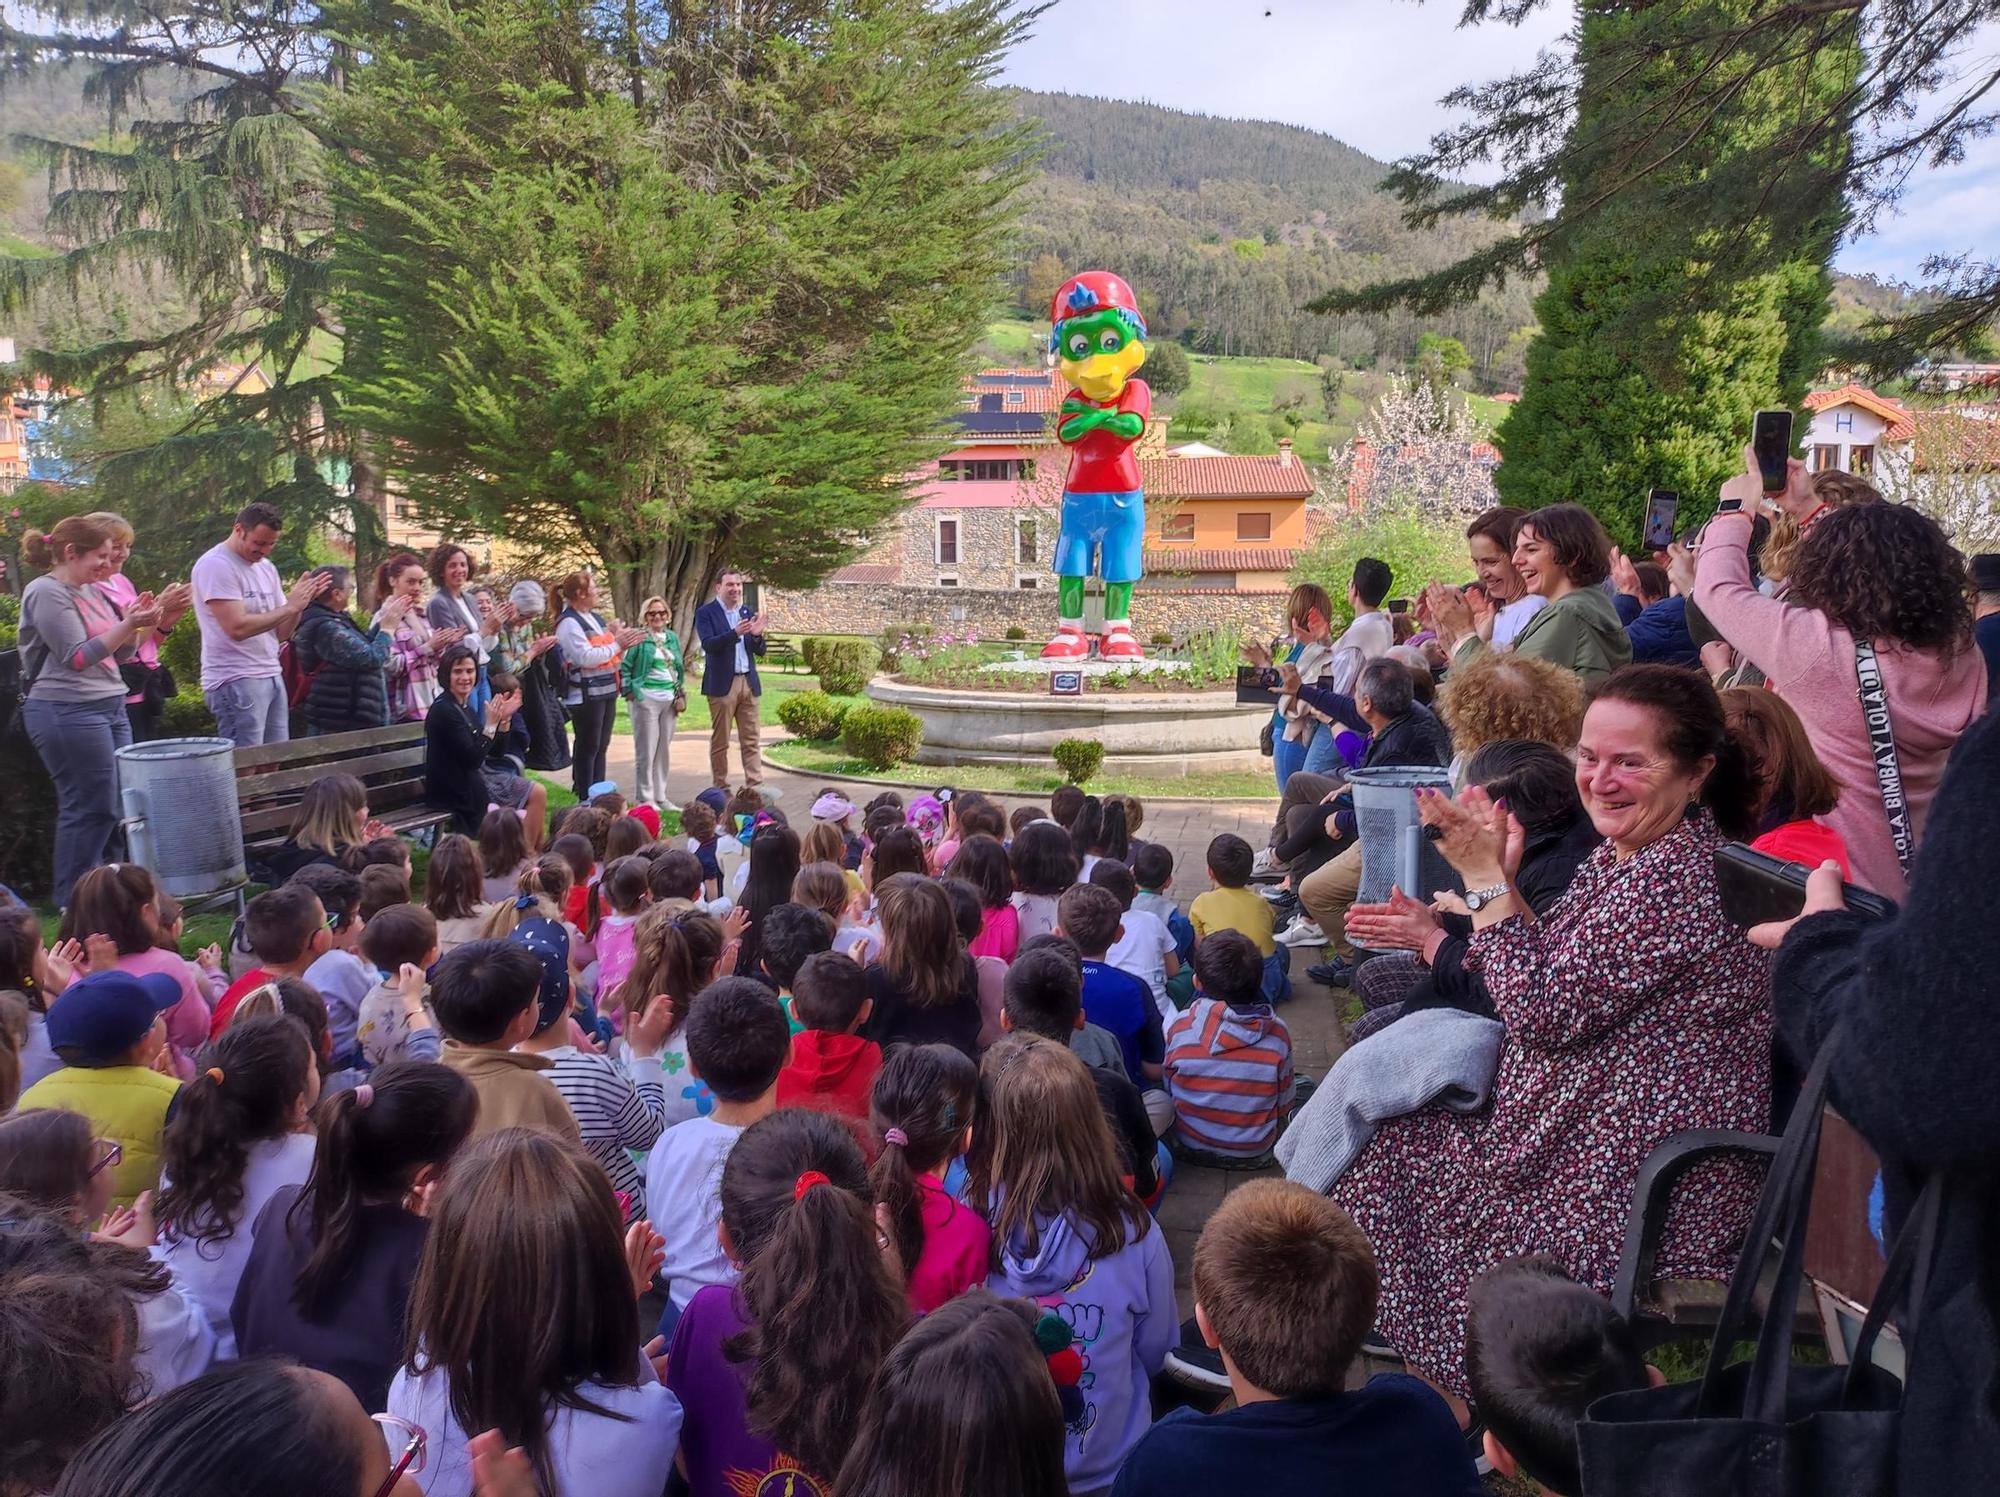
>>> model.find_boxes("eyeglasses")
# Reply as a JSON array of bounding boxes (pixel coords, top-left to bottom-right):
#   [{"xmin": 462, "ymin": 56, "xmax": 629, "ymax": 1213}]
[
  {"xmin": 643, "ymin": 610, "xmax": 667, "ymax": 619},
  {"xmin": 370, "ymin": 1415, "xmax": 427, "ymax": 1497},
  {"xmin": 88, "ymin": 1139, "xmax": 122, "ymax": 1177}
]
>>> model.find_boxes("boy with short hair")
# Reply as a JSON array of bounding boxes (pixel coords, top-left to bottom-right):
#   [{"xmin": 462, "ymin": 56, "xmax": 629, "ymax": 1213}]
[
  {"xmin": 775, "ymin": 950, "xmax": 880, "ymax": 1126},
  {"xmin": 1465, "ymin": 1255, "xmax": 1660, "ymax": 1496},
  {"xmin": 16, "ymin": 970, "xmax": 183, "ymax": 1205},
  {"xmin": 356, "ymin": 862, "xmax": 412, "ymax": 924},
  {"xmin": 1125, "ymin": 1180, "xmax": 1480, "ymax": 1496},
  {"xmin": 430, "ymin": 937, "xmax": 580, "ymax": 1143},
  {"xmin": 1008, "ymin": 803, "xmax": 1040, "ymax": 842},
  {"xmin": 756, "ymin": 901, "xmax": 834, "ymax": 1007},
  {"xmin": 1189, "ymin": 833, "xmax": 1290, "ymax": 1003},
  {"xmin": 287, "ymin": 863, "xmax": 370, "ymax": 1067},
  {"xmin": 1050, "ymin": 784, "xmax": 1085, "ymax": 828},
  {"xmin": 1164, "ymin": 930, "xmax": 1294, "ymax": 1158},
  {"xmin": 209, "ymin": 884, "xmax": 330, "ymax": 1036},
  {"xmin": 354, "ymin": 904, "xmax": 443, "ymax": 1067},
  {"xmin": 679, "ymin": 798, "xmax": 727, "ymax": 899},
  {"xmin": 1132, "ymin": 841, "xmax": 1197, "ymax": 1007},
  {"xmin": 1057, "ymin": 883, "xmax": 1169, "ymax": 1136},
  {"xmin": 1090, "ymin": 860, "xmax": 1181, "ymax": 1024},
  {"xmin": 1001, "ymin": 945, "xmax": 1162, "ymax": 1205},
  {"xmin": 645, "ymin": 977, "xmax": 791, "ymax": 1315}
]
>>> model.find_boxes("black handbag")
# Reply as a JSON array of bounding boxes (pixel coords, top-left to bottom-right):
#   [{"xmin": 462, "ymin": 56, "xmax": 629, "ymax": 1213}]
[
  {"xmin": 1259, "ymin": 718, "xmax": 1276, "ymax": 757},
  {"xmin": 1577, "ymin": 1030, "xmax": 1938, "ymax": 1497}
]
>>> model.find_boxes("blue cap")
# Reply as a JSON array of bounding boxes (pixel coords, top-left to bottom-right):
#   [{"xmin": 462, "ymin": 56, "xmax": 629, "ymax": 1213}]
[
  {"xmin": 588, "ymin": 781, "xmax": 620, "ymax": 801},
  {"xmin": 46, "ymin": 969, "xmax": 182, "ymax": 1065},
  {"xmin": 509, "ymin": 917, "xmax": 572, "ymax": 1034},
  {"xmin": 695, "ymin": 786, "xmax": 728, "ymax": 816}
]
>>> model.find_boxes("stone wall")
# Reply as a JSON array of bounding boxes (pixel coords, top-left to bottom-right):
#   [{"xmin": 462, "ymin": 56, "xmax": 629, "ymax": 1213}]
[{"xmin": 765, "ymin": 580, "xmax": 1290, "ymax": 642}]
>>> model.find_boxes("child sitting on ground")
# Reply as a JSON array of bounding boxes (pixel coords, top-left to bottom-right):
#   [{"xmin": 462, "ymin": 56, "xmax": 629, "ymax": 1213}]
[
  {"xmin": 665, "ymin": 1109, "xmax": 903, "ymax": 1495},
  {"xmin": 1189, "ymin": 832, "xmax": 1290, "ymax": 1003},
  {"xmin": 1000, "ymin": 944, "xmax": 1163, "ymax": 1206},
  {"xmin": 613, "ymin": 905, "xmax": 734, "ymax": 1126},
  {"xmin": 755, "ymin": 901, "xmax": 833, "ymax": 1013},
  {"xmin": 643, "ymin": 976, "xmax": 791, "ymax": 1316},
  {"xmin": 1164, "ymin": 929, "xmax": 1294, "ymax": 1159},
  {"xmin": 1058, "ymin": 883, "xmax": 1170, "ymax": 1138},
  {"xmin": 354, "ymin": 905, "xmax": 442, "ymax": 1069},
  {"xmin": 1132, "ymin": 842, "xmax": 1197, "ymax": 1009},
  {"xmin": 1465, "ymin": 1255, "xmax": 1661, "ymax": 1496},
  {"xmin": 679, "ymin": 797, "xmax": 729, "ymax": 900},
  {"xmin": 776, "ymin": 950, "xmax": 880, "ymax": 1128},
  {"xmin": 209, "ymin": 885, "xmax": 331, "ymax": 1035},
  {"xmin": 588, "ymin": 856, "xmax": 651, "ymax": 1017},
  {"xmin": 979, "ymin": 1033, "xmax": 1174, "ymax": 1496},
  {"xmin": 430, "ymin": 938, "xmax": 580, "ymax": 1144},
  {"xmin": 1129, "ymin": 1180, "xmax": 1481, "ymax": 1495},
  {"xmin": 425, "ymin": 834, "xmax": 490, "ymax": 956},
  {"xmin": 286, "ymin": 865, "xmax": 370, "ymax": 1070},
  {"xmin": 792, "ymin": 860, "xmax": 879, "ymax": 962},
  {"xmin": 356, "ymin": 862, "xmax": 412, "ymax": 925},
  {"xmin": 947, "ymin": 833, "xmax": 1019, "ymax": 963},
  {"xmin": 1090, "ymin": 859, "xmax": 1181, "ymax": 1024},
  {"xmin": 870, "ymin": 1042, "xmax": 986, "ymax": 1313},
  {"xmin": 863, "ymin": 874, "xmax": 982, "ymax": 1059},
  {"xmin": 478, "ymin": 805, "xmax": 532, "ymax": 905},
  {"xmin": 1009, "ymin": 821, "xmax": 1079, "ymax": 943}
]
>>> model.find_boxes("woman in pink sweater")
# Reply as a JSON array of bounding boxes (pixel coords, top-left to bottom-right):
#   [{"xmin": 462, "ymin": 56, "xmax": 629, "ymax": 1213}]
[{"xmin": 1695, "ymin": 454, "xmax": 1986, "ymax": 899}]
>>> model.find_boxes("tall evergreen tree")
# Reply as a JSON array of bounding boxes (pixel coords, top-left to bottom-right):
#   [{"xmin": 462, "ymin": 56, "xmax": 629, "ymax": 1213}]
[{"xmin": 326, "ymin": 0, "xmax": 1034, "ymax": 628}]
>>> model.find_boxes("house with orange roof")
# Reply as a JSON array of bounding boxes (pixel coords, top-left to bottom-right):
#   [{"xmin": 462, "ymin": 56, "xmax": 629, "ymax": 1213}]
[{"xmin": 1803, "ymin": 384, "xmax": 1913, "ymax": 476}]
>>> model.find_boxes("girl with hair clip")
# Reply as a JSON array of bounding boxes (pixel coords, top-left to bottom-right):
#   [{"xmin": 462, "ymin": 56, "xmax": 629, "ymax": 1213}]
[
  {"xmin": 231, "ymin": 1061, "xmax": 478, "ymax": 1412},
  {"xmin": 424, "ymin": 834, "xmax": 489, "ymax": 956},
  {"xmin": 0, "ymin": 1109, "xmax": 218, "ymax": 1392},
  {"xmin": 388, "ymin": 1127, "xmax": 682, "ymax": 1496},
  {"xmin": 613, "ymin": 905, "xmax": 737, "ymax": 1124},
  {"xmin": 590, "ymin": 856, "xmax": 652, "ymax": 1014},
  {"xmin": 732, "ymin": 823, "xmax": 801, "ymax": 982},
  {"xmin": 477, "ymin": 806, "xmax": 531, "ymax": 905},
  {"xmin": 975, "ymin": 1033, "xmax": 1175, "ymax": 1497},
  {"xmin": 156, "ymin": 1014, "xmax": 320, "ymax": 1356},
  {"xmin": 793, "ymin": 860, "xmax": 881, "ymax": 963},
  {"xmin": 870, "ymin": 1044, "xmax": 987, "ymax": 1313},
  {"xmin": 475, "ymin": 855, "xmax": 572, "ymax": 942},
  {"xmin": 862, "ymin": 873, "xmax": 983, "ymax": 1058},
  {"xmin": 59, "ymin": 862, "xmax": 211, "ymax": 1078},
  {"xmin": 946, "ymin": 833, "xmax": 1019, "ymax": 962},
  {"xmin": 830, "ymin": 1289, "xmax": 1071, "ymax": 1497},
  {"xmin": 666, "ymin": 1109, "xmax": 908, "ymax": 1497}
]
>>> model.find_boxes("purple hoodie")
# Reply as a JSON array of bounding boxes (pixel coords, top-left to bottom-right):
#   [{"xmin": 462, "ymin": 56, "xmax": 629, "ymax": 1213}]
[{"xmin": 987, "ymin": 1208, "xmax": 1175, "ymax": 1494}]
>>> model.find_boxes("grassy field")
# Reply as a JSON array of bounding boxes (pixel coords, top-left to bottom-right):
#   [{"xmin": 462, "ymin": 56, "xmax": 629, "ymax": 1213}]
[
  {"xmin": 1186, "ymin": 351, "xmax": 1323, "ymax": 410},
  {"xmin": 766, "ymin": 740, "xmax": 1276, "ymax": 800},
  {"xmin": 979, "ymin": 316, "xmax": 1043, "ymax": 363},
  {"xmin": 1462, "ymin": 392, "xmax": 1510, "ymax": 432}
]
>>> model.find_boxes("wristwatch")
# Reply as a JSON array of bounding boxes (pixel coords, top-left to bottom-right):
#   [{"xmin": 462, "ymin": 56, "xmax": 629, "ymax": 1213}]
[
  {"xmin": 1463, "ymin": 881, "xmax": 1511, "ymax": 911},
  {"xmin": 1716, "ymin": 495, "xmax": 1745, "ymax": 515}
]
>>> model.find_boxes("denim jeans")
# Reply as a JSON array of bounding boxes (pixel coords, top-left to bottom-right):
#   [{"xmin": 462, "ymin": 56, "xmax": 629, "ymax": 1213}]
[
  {"xmin": 1272, "ymin": 722, "xmax": 1307, "ymax": 793},
  {"xmin": 205, "ymin": 674, "xmax": 288, "ymax": 747},
  {"xmin": 1300, "ymin": 718, "xmax": 1344, "ymax": 777},
  {"xmin": 23, "ymin": 694, "xmax": 132, "ymax": 907}
]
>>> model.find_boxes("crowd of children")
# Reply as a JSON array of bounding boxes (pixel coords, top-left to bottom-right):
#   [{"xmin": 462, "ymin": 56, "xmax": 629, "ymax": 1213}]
[{"xmin": 0, "ymin": 778, "xmax": 1660, "ymax": 1497}]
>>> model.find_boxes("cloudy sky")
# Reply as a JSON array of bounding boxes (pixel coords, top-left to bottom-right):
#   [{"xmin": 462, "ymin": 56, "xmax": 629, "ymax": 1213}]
[{"xmin": 1000, "ymin": 0, "xmax": 1997, "ymax": 286}]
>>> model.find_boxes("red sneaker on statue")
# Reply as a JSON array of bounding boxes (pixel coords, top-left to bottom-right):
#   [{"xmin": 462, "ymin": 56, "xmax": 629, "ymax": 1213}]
[
  {"xmin": 1099, "ymin": 622, "xmax": 1143, "ymax": 660},
  {"xmin": 1041, "ymin": 622, "xmax": 1090, "ymax": 661}
]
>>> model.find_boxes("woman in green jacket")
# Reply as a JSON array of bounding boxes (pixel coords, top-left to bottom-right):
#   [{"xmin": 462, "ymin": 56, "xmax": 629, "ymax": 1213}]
[
  {"xmin": 619, "ymin": 594, "xmax": 685, "ymax": 806},
  {"xmin": 1433, "ymin": 503, "xmax": 1633, "ymax": 684}
]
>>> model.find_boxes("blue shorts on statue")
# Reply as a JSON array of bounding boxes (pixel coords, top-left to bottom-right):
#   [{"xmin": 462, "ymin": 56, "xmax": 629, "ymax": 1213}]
[{"xmin": 1053, "ymin": 488, "xmax": 1144, "ymax": 584}]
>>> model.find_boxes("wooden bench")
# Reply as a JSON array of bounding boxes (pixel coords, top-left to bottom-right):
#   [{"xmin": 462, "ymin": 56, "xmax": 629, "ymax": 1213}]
[{"xmin": 234, "ymin": 723, "xmax": 455, "ymax": 863}]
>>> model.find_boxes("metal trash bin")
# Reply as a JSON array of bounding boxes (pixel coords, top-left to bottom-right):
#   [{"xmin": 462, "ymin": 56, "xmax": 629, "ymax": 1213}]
[
  {"xmin": 117, "ymin": 738, "xmax": 246, "ymax": 899},
  {"xmin": 1346, "ymin": 765, "xmax": 1458, "ymax": 906}
]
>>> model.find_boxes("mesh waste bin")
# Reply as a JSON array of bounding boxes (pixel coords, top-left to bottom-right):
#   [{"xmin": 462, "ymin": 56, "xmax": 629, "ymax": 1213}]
[
  {"xmin": 1346, "ymin": 765, "xmax": 1458, "ymax": 907},
  {"xmin": 117, "ymin": 737, "xmax": 246, "ymax": 899}
]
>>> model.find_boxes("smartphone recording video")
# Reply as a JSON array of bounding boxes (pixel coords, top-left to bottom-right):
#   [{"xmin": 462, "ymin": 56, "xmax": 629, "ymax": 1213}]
[
  {"xmin": 1752, "ymin": 410, "xmax": 1793, "ymax": 496},
  {"xmin": 1642, "ymin": 489, "xmax": 1679, "ymax": 552}
]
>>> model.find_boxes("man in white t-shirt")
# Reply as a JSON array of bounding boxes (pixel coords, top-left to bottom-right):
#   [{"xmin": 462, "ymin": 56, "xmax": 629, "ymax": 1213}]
[
  {"xmin": 1323, "ymin": 556, "xmax": 1397, "ymax": 696},
  {"xmin": 190, "ymin": 501, "xmax": 328, "ymax": 746}
]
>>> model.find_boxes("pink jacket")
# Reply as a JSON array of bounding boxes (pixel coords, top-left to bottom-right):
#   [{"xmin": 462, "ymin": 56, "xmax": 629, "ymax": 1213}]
[{"xmin": 1695, "ymin": 510, "xmax": 1987, "ymax": 898}]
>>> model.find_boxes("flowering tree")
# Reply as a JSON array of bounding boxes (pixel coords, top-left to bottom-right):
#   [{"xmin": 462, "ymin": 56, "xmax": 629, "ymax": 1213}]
[
  {"xmin": 1322, "ymin": 374, "xmax": 1498, "ymax": 521},
  {"xmin": 1876, "ymin": 410, "xmax": 2000, "ymax": 551}
]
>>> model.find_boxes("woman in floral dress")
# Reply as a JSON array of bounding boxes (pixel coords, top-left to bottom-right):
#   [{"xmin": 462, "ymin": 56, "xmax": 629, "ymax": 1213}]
[{"xmin": 1331, "ymin": 665, "xmax": 1774, "ymax": 1399}]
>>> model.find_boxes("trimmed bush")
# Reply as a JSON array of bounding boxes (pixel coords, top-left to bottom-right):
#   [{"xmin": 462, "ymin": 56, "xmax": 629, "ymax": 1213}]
[
  {"xmin": 813, "ymin": 640, "xmax": 879, "ymax": 696},
  {"xmin": 160, "ymin": 691, "xmax": 218, "ymax": 737},
  {"xmin": 1003, "ymin": 625, "xmax": 1028, "ymax": 642},
  {"xmin": 776, "ymin": 690, "xmax": 849, "ymax": 743},
  {"xmin": 800, "ymin": 637, "xmax": 830, "ymax": 676},
  {"xmin": 1052, "ymin": 738, "xmax": 1105, "ymax": 785},
  {"xmin": 842, "ymin": 704, "xmax": 923, "ymax": 770}
]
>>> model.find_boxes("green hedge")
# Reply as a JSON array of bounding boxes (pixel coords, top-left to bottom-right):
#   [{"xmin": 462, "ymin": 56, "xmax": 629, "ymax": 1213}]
[
  {"xmin": 776, "ymin": 689, "xmax": 849, "ymax": 742},
  {"xmin": 841, "ymin": 703, "xmax": 923, "ymax": 770},
  {"xmin": 813, "ymin": 639, "xmax": 879, "ymax": 696},
  {"xmin": 1052, "ymin": 738, "xmax": 1104, "ymax": 785}
]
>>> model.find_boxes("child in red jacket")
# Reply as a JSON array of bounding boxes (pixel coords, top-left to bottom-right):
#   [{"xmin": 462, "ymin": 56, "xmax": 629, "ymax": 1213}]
[{"xmin": 777, "ymin": 951, "xmax": 881, "ymax": 1128}]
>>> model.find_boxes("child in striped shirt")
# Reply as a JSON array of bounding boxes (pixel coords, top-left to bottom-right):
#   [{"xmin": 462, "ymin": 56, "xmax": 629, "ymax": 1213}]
[{"xmin": 1164, "ymin": 929, "xmax": 1294, "ymax": 1159}]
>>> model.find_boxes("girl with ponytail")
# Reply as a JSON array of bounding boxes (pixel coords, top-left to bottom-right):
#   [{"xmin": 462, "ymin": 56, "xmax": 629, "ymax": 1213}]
[
  {"xmin": 475, "ymin": 854, "xmax": 572, "ymax": 941},
  {"xmin": 667, "ymin": 1109, "xmax": 908, "ymax": 1496},
  {"xmin": 612, "ymin": 905, "xmax": 732, "ymax": 1123},
  {"xmin": 231, "ymin": 1060, "xmax": 477, "ymax": 1412},
  {"xmin": 156, "ymin": 1014, "xmax": 319, "ymax": 1356},
  {"xmin": 869, "ymin": 1044, "xmax": 986, "ymax": 1313}
]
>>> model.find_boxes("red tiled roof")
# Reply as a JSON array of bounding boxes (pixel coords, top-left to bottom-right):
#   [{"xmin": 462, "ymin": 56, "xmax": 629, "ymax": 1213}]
[
  {"xmin": 1143, "ymin": 547, "xmax": 1299, "ymax": 571},
  {"xmin": 826, "ymin": 563, "xmax": 899, "ymax": 585},
  {"xmin": 1141, "ymin": 455, "xmax": 1315, "ymax": 500},
  {"xmin": 1805, "ymin": 383, "xmax": 1913, "ymax": 439},
  {"xmin": 1906, "ymin": 407, "xmax": 2000, "ymax": 470}
]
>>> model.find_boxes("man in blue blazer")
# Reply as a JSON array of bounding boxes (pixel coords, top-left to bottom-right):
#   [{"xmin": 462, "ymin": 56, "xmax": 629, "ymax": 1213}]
[{"xmin": 695, "ymin": 569, "xmax": 767, "ymax": 788}]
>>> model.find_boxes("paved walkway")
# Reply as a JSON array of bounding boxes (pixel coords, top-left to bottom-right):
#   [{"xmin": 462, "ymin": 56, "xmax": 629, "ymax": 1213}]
[{"xmin": 603, "ymin": 723, "xmax": 1351, "ymax": 1313}]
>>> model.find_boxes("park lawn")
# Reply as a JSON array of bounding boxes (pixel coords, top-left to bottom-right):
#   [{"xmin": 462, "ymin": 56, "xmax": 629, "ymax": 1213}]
[
  {"xmin": 765, "ymin": 740, "xmax": 1277, "ymax": 800},
  {"xmin": 980, "ymin": 316, "xmax": 1042, "ymax": 362},
  {"xmin": 1187, "ymin": 351, "xmax": 1323, "ymax": 411}
]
